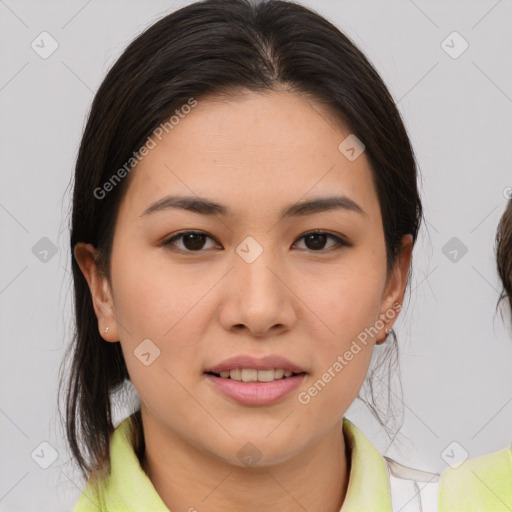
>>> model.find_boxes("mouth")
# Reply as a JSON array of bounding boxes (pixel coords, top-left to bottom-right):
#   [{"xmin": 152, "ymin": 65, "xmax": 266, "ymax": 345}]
[
  {"xmin": 204, "ymin": 355, "xmax": 308, "ymax": 406},
  {"xmin": 205, "ymin": 368, "xmax": 307, "ymax": 383}
]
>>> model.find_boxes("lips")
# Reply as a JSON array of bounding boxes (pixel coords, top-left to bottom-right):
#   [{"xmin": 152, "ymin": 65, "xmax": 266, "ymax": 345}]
[
  {"xmin": 205, "ymin": 355, "xmax": 307, "ymax": 375},
  {"xmin": 216, "ymin": 368, "xmax": 296, "ymax": 383},
  {"xmin": 204, "ymin": 355, "xmax": 307, "ymax": 405}
]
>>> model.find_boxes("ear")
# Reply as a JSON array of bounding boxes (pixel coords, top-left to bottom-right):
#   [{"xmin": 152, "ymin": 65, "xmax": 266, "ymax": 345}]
[
  {"xmin": 73, "ymin": 242, "xmax": 119, "ymax": 343},
  {"xmin": 375, "ymin": 234, "xmax": 414, "ymax": 344}
]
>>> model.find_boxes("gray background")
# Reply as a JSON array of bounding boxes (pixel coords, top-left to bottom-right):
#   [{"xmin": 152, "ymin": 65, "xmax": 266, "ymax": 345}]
[{"xmin": 1, "ymin": 0, "xmax": 511, "ymax": 510}]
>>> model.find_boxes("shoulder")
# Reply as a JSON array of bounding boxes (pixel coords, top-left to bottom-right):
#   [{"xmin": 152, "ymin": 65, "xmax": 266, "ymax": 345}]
[
  {"xmin": 438, "ymin": 447, "xmax": 512, "ymax": 511},
  {"xmin": 72, "ymin": 414, "xmax": 142, "ymax": 511},
  {"xmin": 72, "ymin": 471, "xmax": 104, "ymax": 512}
]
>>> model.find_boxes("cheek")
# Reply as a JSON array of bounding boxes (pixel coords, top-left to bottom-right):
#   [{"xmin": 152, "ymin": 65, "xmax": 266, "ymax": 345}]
[
  {"xmin": 308, "ymin": 259, "xmax": 386, "ymax": 345},
  {"xmin": 111, "ymin": 240, "xmax": 209, "ymax": 342},
  {"xmin": 114, "ymin": 269, "xmax": 203, "ymax": 420},
  {"xmin": 109, "ymin": 246, "xmax": 205, "ymax": 399},
  {"xmin": 297, "ymin": 291, "xmax": 380, "ymax": 423},
  {"xmin": 298, "ymin": 256, "xmax": 386, "ymax": 405}
]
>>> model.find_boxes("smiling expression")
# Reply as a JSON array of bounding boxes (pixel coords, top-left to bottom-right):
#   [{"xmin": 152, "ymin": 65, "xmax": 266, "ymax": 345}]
[{"xmin": 76, "ymin": 88, "xmax": 411, "ymax": 467}]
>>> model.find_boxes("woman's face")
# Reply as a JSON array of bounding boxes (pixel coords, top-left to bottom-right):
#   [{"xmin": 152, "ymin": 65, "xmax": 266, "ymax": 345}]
[{"xmin": 76, "ymin": 89, "xmax": 411, "ymax": 467}]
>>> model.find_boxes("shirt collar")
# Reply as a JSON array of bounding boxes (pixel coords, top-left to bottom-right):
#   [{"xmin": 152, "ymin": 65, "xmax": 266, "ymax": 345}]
[
  {"xmin": 99, "ymin": 415, "xmax": 169, "ymax": 511},
  {"xmin": 82, "ymin": 414, "xmax": 392, "ymax": 512},
  {"xmin": 341, "ymin": 418, "xmax": 393, "ymax": 511}
]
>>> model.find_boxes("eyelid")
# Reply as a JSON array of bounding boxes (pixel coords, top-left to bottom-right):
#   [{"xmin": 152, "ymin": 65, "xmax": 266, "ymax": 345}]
[
  {"xmin": 293, "ymin": 230, "xmax": 352, "ymax": 250},
  {"xmin": 161, "ymin": 229, "xmax": 351, "ymax": 253},
  {"xmin": 162, "ymin": 230, "xmax": 221, "ymax": 252}
]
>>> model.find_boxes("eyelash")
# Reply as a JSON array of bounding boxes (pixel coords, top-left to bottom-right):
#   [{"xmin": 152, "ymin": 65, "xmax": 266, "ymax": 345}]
[{"xmin": 161, "ymin": 230, "xmax": 351, "ymax": 254}]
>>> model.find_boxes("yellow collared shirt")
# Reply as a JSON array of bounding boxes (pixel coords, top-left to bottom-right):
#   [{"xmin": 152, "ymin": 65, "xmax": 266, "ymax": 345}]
[
  {"xmin": 438, "ymin": 447, "xmax": 512, "ymax": 511},
  {"xmin": 73, "ymin": 414, "xmax": 393, "ymax": 511}
]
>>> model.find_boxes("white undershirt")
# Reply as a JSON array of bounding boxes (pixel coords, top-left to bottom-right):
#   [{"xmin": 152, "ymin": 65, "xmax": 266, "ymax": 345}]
[{"xmin": 385, "ymin": 457, "xmax": 440, "ymax": 512}]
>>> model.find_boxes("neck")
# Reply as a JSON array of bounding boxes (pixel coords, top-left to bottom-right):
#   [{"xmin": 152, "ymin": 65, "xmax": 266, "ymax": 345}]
[{"xmin": 140, "ymin": 412, "xmax": 349, "ymax": 512}]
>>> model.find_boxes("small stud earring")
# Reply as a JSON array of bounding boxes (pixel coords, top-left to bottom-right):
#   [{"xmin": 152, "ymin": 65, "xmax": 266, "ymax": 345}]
[
  {"xmin": 385, "ymin": 328, "xmax": 391, "ymax": 335},
  {"xmin": 104, "ymin": 326, "xmax": 109, "ymax": 333}
]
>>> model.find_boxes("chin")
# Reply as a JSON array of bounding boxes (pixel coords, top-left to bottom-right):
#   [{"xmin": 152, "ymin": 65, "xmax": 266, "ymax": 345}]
[{"xmin": 205, "ymin": 429, "xmax": 308, "ymax": 469}]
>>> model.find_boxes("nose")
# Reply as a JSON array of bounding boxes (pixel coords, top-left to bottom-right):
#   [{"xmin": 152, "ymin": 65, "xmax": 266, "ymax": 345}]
[{"xmin": 218, "ymin": 246, "xmax": 297, "ymax": 338}]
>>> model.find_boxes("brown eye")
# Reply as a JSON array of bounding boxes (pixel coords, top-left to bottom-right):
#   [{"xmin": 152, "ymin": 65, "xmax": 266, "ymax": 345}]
[
  {"xmin": 294, "ymin": 231, "xmax": 350, "ymax": 252},
  {"xmin": 304, "ymin": 233, "xmax": 328, "ymax": 250},
  {"xmin": 162, "ymin": 229, "xmax": 350, "ymax": 254},
  {"xmin": 162, "ymin": 231, "xmax": 219, "ymax": 252},
  {"xmin": 181, "ymin": 232, "xmax": 207, "ymax": 250}
]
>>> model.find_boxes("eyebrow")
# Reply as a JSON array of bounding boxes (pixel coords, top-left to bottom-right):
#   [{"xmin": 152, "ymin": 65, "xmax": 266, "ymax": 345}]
[{"xmin": 140, "ymin": 194, "xmax": 365, "ymax": 219}]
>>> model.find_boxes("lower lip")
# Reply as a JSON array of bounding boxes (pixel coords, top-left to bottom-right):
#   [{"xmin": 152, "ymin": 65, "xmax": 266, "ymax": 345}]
[{"xmin": 205, "ymin": 373, "xmax": 306, "ymax": 406}]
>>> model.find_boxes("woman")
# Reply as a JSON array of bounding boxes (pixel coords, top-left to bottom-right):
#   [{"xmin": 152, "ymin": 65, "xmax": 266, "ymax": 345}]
[
  {"xmin": 62, "ymin": 0, "xmax": 423, "ymax": 510},
  {"xmin": 438, "ymin": 199, "xmax": 512, "ymax": 511}
]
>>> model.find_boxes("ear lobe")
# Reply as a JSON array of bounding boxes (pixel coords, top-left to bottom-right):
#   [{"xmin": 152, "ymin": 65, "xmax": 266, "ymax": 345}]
[
  {"xmin": 73, "ymin": 242, "xmax": 119, "ymax": 342},
  {"xmin": 376, "ymin": 234, "xmax": 413, "ymax": 343}
]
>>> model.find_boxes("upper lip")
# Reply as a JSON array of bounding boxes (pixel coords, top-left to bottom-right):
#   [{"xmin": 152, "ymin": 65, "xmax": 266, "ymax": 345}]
[{"xmin": 206, "ymin": 355, "xmax": 307, "ymax": 374}]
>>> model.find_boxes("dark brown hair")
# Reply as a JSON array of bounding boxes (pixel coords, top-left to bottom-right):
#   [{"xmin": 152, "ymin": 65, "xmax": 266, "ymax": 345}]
[
  {"xmin": 59, "ymin": 0, "xmax": 423, "ymax": 481},
  {"xmin": 497, "ymin": 199, "xmax": 512, "ymax": 312}
]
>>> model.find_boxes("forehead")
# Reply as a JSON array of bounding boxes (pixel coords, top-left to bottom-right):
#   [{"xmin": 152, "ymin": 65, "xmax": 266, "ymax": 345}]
[{"xmin": 119, "ymin": 90, "xmax": 379, "ymax": 221}]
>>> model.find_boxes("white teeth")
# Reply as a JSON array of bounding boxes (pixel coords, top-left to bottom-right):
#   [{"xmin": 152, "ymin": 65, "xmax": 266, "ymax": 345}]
[
  {"xmin": 217, "ymin": 368, "xmax": 298, "ymax": 382},
  {"xmin": 257, "ymin": 369, "xmax": 276, "ymax": 382},
  {"xmin": 241, "ymin": 369, "xmax": 258, "ymax": 382},
  {"xmin": 230, "ymin": 368, "xmax": 241, "ymax": 381}
]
